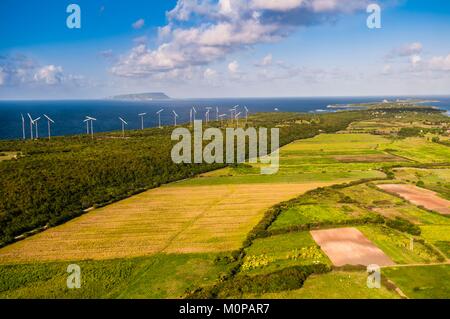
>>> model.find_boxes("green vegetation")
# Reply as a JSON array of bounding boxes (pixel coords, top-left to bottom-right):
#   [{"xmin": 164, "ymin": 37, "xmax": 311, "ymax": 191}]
[
  {"xmin": 420, "ymin": 225, "xmax": 450, "ymax": 258},
  {"xmin": 0, "ymin": 110, "xmax": 373, "ymax": 244},
  {"xmin": 246, "ymin": 271, "xmax": 400, "ymax": 299},
  {"xmin": 241, "ymin": 232, "xmax": 330, "ymax": 275},
  {"xmin": 0, "ymin": 253, "xmax": 231, "ymax": 299},
  {"xmin": 1, "ymin": 105, "xmax": 450, "ymax": 299},
  {"xmin": 384, "ymin": 265, "xmax": 450, "ymax": 299},
  {"xmin": 358, "ymin": 225, "xmax": 443, "ymax": 264}
]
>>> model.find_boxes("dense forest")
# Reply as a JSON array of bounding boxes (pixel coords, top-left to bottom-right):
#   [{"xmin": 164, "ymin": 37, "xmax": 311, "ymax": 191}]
[{"xmin": 0, "ymin": 108, "xmax": 441, "ymax": 244}]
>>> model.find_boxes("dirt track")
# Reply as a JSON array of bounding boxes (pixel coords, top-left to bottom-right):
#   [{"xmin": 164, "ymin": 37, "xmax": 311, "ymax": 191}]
[
  {"xmin": 311, "ymin": 227, "xmax": 395, "ymax": 267},
  {"xmin": 377, "ymin": 184, "xmax": 450, "ymax": 215}
]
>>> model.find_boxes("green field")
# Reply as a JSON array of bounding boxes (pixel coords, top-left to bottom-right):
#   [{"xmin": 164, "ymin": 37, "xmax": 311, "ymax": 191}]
[
  {"xmin": 358, "ymin": 225, "xmax": 443, "ymax": 264},
  {"xmin": 0, "ymin": 253, "xmax": 231, "ymax": 299},
  {"xmin": 242, "ymin": 232, "xmax": 330, "ymax": 275},
  {"xmin": 384, "ymin": 265, "xmax": 450, "ymax": 299},
  {"xmin": 269, "ymin": 204, "xmax": 369, "ymax": 230},
  {"xmin": 245, "ymin": 271, "xmax": 400, "ymax": 299},
  {"xmin": 420, "ymin": 225, "xmax": 450, "ymax": 258}
]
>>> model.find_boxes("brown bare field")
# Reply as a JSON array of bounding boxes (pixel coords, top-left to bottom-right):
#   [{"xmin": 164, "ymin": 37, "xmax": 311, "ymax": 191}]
[
  {"xmin": 377, "ymin": 184, "xmax": 450, "ymax": 215},
  {"xmin": 310, "ymin": 227, "xmax": 395, "ymax": 267},
  {"xmin": 0, "ymin": 182, "xmax": 333, "ymax": 264}
]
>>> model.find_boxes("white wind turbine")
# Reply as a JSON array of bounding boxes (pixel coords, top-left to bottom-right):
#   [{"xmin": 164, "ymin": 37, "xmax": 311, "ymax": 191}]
[
  {"xmin": 21, "ymin": 114, "xmax": 25, "ymax": 140},
  {"xmin": 84, "ymin": 116, "xmax": 96, "ymax": 139},
  {"xmin": 156, "ymin": 109, "xmax": 164, "ymax": 128},
  {"xmin": 205, "ymin": 107, "xmax": 212, "ymax": 124},
  {"xmin": 229, "ymin": 108, "xmax": 235, "ymax": 124},
  {"xmin": 43, "ymin": 114, "xmax": 55, "ymax": 140},
  {"xmin": 119, "ymin": 117, "xmax": 128, "ymax": 138},
  {"xmin": 244, "ymin": 106, "xmax": 249, "ymax": 124},
  {"xmin": 27, "ymin": 113, "xmax": 34, "ymax": 140},
  {"xmin": 33, "ymin": 116, "xmax": 41, "ymax": 139},
  {"xmin": 235, "ymin": 112, "xmax": 241, "ymax": 127},
  {"xmin": 216, "ymin": 107, "xmax": 219, "ymax": 121},
  {"xmin": 138, "ymin": 113, "xmax": 146, "ymax": 130},
  {"xmin": 172, "ymin": 110, "xmax": 179, "ymax": 126}
]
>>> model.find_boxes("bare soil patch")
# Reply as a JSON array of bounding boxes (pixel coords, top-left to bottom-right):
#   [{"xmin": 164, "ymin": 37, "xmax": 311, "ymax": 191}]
[
  {"xmin": 310, "ymin": 227, "xmax": 395, "ymax": 267},
  {"xmin": 377, "ymin": 184, "xmax": 450, "ymax": 215}
]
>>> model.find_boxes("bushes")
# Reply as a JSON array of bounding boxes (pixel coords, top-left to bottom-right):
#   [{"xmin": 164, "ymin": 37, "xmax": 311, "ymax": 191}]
[
  {"xmin": 385, "ymin": 217, "xmax": 421, "ymax": 236},
  {"xmin": 187, "ymin": 264, "xmax": 331, "ymax": 298}
]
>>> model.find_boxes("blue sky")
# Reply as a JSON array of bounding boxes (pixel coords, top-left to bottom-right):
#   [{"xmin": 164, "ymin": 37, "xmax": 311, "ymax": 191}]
[{"xmin": 1, "ymin": 0, "xmax": 450, "ymax": 99}]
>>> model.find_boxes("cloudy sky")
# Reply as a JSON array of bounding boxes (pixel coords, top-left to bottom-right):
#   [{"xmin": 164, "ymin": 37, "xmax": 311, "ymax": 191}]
[{"xmin": 1, "ymin": 0, "xmax": 450, "ymax": 99}]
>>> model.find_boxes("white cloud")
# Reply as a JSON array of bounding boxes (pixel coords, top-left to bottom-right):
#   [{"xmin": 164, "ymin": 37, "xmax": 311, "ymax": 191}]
[
  {"xmin": 250, "ymin": 0, "xmax": 305, "ymax": 11},
  {"xmin": 228, "ymin": 60, "xmax": 239, "ymax": 73},
  {"xmin": 257, "ymin": 54, "xmax": 273, "ymax": 66},
  {"xmin": 204, "ymin": 67, "xmax": 218, "ymax": 79},
  {"xmin": 429, "ymin": 54, "xmax": 450, "ymax": 71},
  {"xmin": 382, "ymin": 64, "xmax": 392, "ymax": 75},
  {"xmin": 0, "ymin": 67, "xmax": 6, "ymax": 86},
  {"xmin": 0, "ymin": 54, "xmax": 85, "ymax": 88},
  {"xmin": 112, "ymin": 0, "xmax": 372, "ymax": 78},
  {"xmin": 388, "ymin": 42, "xmax": 423, "ymax": 59},
  {"xmin": 410, "ymin": 54, "xmax": 422, "ymax": 68},
  {"xmin": 132, "ymin": 18, "xmax": 145, "ymax": 30},
  {"xmin": 34, "ymin": 65, "xmax": 64, "ymax": 85}
]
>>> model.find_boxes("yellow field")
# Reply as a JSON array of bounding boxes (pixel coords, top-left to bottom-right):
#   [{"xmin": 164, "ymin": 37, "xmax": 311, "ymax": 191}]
[{"xmin": 0, "ymin": 182, "xmax": 334, "ymax": 263}]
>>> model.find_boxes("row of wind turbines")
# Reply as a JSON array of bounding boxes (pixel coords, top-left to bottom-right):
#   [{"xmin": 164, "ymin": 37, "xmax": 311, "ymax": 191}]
[{"xmin": 20, "ymin": 105, "xmax": 250, "ymax": 140}]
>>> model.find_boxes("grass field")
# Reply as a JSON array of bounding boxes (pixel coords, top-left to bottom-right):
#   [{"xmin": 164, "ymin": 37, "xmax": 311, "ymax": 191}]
[
  {"xmin": 384, "ymin": 265, "xmax": 450, "ymax": 299},
  {"xmin": 245, "ymin": 271, "xmax": 400, "ymax": 299},
  {"xmin": 358, "ymin": 225, "xmax": 442, "ymax": 264},
  {"xmin": 269, "ymin": 204, "xmax": 369, "ymax": 230},
  {"xmin": 0, "ymin": 253, "xmax": 230, "ymax": 299},
  {"xmin": 420, "ymin": 225, "xmax": 450, "ymax": 258},
  {"xmin": 380, "ymin": 137, "xmax": 450, "ymax": 163},
  {"xmin": 241, "ymin": 232, "xmax": 330, "ymax": 275},
  {"xmin": 0, "ymin": 182, "xmax": 333, "ymax": 263}
]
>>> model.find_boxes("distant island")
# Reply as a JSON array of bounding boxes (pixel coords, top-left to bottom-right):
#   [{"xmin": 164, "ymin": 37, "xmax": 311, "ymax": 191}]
[{"xmin": 107, "ymin": 92, "xmax": 171, "ymax": 101}]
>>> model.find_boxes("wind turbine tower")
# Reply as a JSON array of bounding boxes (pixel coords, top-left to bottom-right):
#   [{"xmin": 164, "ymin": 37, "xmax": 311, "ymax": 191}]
[
  {"xmin": 21, "ymin": 114, "xmax": 25, "ymax": 140},
  {"xmin": 138, "ymin": 113, "xmax": 146, "ymax": 130},
  {"xmin": 43, "ymin": 114, "xmax": 55, "ymax": 140},
  {"xmin": 27, "ymin": 113, "xmax": 34, "ymax": 140},
  {"xmin": 244, "ymin": 106, "xmax": 249, "ymax": 125},
  {"xmin": 85, "ymin": 116, "xmax": 96, "ymax": 139},
  {"xmin": 172, "ymin": 110, "xmax": 179, "ymax": 126},
  {"xmin": 156, "ymin": 109, "xmax": 164, "ymax": 128},
  {"xmin": 33, "ymin": 116, "xmax": 41, "ymax": 139},
  {"xmin": 235, "ymin": 112, "xmax": 241, "ymax": 127},
  {"xmin": 119, "ymin": 117, "xmax": 128, "ymax": 138}
]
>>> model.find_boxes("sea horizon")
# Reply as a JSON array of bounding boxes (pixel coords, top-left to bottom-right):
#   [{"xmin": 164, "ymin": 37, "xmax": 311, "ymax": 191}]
[{"xmin": 1, "ymin": 95, "xmax": 450, "ymax": 141}]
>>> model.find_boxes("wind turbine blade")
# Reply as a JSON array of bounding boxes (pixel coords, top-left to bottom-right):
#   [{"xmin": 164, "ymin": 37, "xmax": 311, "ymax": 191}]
[
  {"xmin": 27, "ymin": 113, "xmax": 33, "ymax": 122},
  {"xmin": 138, "ymin": 113, "xmax": 147, "ymax": 116},
  {"xmin": 44, "ymin": 114, "xmax": 55, "ymax": 123},
  {"xmin": 119, "ymin": 117, "xmax": 128, "ymax": 125}
]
